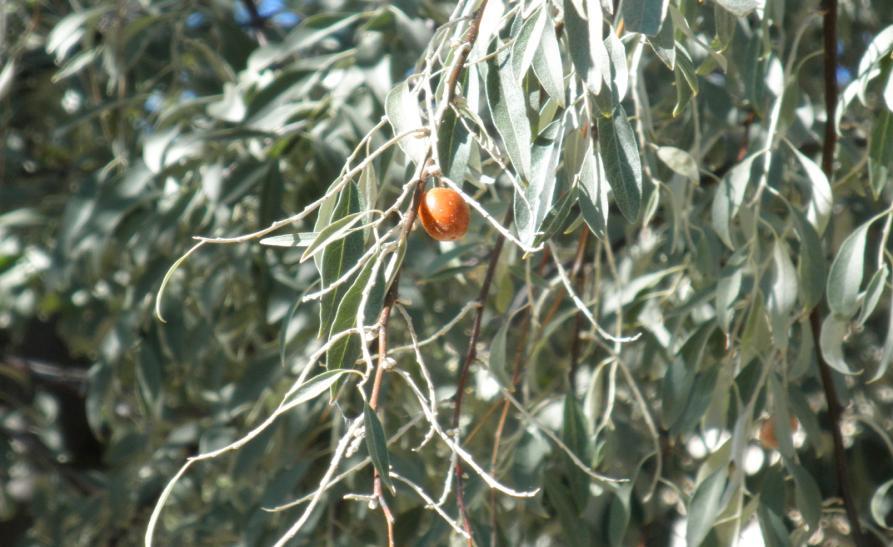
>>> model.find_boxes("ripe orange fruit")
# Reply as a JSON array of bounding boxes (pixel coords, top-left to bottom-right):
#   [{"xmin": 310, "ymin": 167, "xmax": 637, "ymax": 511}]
[
  {"xmin": 417, "ymin": 187, "xmax": 470, "ymax": 241},
  {"xmin": 759, "ymin": 416, "xmax": 799, "ymax": 450}
]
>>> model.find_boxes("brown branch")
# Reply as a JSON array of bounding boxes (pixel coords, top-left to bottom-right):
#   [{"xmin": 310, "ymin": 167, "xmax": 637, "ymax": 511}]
[
  {"xmin": 367, "ymin": 3, "xmax": 491, "ymax": 543},
  {"xmin": 813, "ymin": 0, "xmax": 867, "ymax": 544},
  {"xmin": 239, "ymin": 0, "xmax": 268, "ymax": 46},
  {"xmin": 452, "ymin": 208, "xmax": 512, "ymax": 545}
]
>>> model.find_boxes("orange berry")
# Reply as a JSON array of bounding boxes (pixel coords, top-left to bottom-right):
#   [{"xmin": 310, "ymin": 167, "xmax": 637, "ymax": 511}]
[
  {"xmin": 759, "ymin": 416, "xmax": 799, "ymax": 450},
  {"xmin": 417, "ymin": 187, "xmax": 470, "ymax": 241}
]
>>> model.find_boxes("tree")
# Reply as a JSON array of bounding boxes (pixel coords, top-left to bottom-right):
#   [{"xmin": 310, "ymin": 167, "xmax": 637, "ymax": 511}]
[{"xmin": 2, "ymin": 0, "xmax": 893, "ymax": 545}]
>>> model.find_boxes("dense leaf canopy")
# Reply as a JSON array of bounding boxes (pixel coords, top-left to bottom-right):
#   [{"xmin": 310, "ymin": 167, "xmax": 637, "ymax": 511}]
[{"xmin": 2, "ymin": 0, "xmax": 893, "ymax": 545}]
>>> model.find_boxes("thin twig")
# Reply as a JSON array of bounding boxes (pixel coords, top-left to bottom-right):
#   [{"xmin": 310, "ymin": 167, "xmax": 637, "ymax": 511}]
[
  {"xmin": 365, "ymin": 3, "xmax": 492, "ymax": 541},
  {"xmin": 813, "ymin": 0, "xmax": 867, "ymax": 543},
  {"xmin": 452, "ymin": 207, "xmax": 512, "ymax": 543}
]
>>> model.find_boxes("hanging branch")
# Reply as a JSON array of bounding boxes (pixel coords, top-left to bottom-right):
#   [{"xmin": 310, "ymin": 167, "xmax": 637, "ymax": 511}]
[
  {"xmin": 451, "ymin": 208, "xmax": 512, "ymax": 543},
  {"xmin": 813, "ymin": 0, "xmax": 868, "ymax": 544},
  {"xmin": 368, "ymin": 3, "xmax": 490, "ymax": 544}
]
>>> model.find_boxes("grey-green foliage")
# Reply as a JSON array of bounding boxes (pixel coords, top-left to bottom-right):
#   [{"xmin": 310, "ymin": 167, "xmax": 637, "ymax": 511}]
[{"xmin": 3, "ymin": 0, "xmax": 893, "ymax": 546}]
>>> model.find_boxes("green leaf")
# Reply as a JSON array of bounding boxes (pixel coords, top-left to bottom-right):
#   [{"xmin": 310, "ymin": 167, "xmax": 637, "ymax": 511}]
[
  {"xmin": 532, "ymin": 11, "xmax": 566, "ymax": 107},
  {"xmin": 648, "ymin": 13, "xmax": 676, "ymax": 70},
  {"xmin": 0, "ymin": 59, "xmax": 15, "ymax": 102},
  {"xmin": 714, "ymin": 0, "xmax": 760, "ymax": 17},
  {"xmin": 819, "ymin": 314, "xmax": 857, "ymax": 375},
  {"xmin": 858, "ymin": 265, "xmax": 888, "ymax": 326},
  {"xmin": 857, "ymin": 26, "xmax": 893, "ymax": 105},
  {"xmin": 884, "ymin": 71, "xmax": 893, "ymax": 112},
  {"xmin": 765, "ymin": 240, "xmax": 798, "ymax": 350},
  {"xmin": 578, "ymin": 144, "xmax": 611, "ymax": 238},
  {"xmin": 364, "ymin": 403, "xmax": 394, "ymax": 494},
  {"xmin": 792, "ymin": 212, "xmax": 826, "ymax": 310},
  {"xmin": 248, "ymin": 12, "xmax": 364, "ymax": 72},
  {"xmin": 671, "ymin": 365, "xmax": 720, "ymax": 435},
  {"xmin": 511, "ymin": 6, "xmax": 548, "ymax": 81},
  {"xmin": 657, "ymin": 146, "xmax": 699, "ymax": 182},
  {"xmin": 789, "ymin": 144, "xmax": 832, "ymax": 235},
  {"xmin": 603, "ymin": 31, "xmax": 628, "ymax": 101},
  {"xmin": 826, "ymin": 220, "xmax": 870, "ymax": 318},
  {"xmin": 543, "ymin": 474, "xmax": 589, "ymax": 547},
  {"xmin": 326, "ymin": 254, "xmax": 383, "ymax": 370},
  {"xmin": 758, "ymin": 467, "xmax": 791, "ymax": 547},
  {"xmin": 563, "ymin": 0, "xmax": 605, "ymax": 95},
  {"xmin": 673, "ymin": 44, "xmax": 699, "ymax": 117},
  {"xmin": 438, "ymin": 107, "xmax": 472, "ymax": 184},
  {"xmin": 301, "ymin": 212, "xmax": 366, "ymax": 262},
  {"xmin": 712, "ymin": 156, "xmax": 756, "ymax": 248},
  {"xmin": 873, "ymin": 286, "xmax": 893, "ymax": 382},
  {"xmin": 598, "ymin": 106, "xmax": 642, "ymax": 222},
  {"xmin": 260, "ymin": 232, "xmax": 318, "ymax": 247},
  {"xmin": 484, "ymin": 46, "xmax": 533, "ymax": 180},
  {"xmin": 687, "ymin": 468, "xmax": 729, "ymax": 547},
  {"xmin": 515, "ymin": 120, "xmax": 563, "ymax": 246},
  {"xmin": 46, "ymin": 7, "xmax": 110, "ymax": 62},
  {"xmin": 622, "ymin": 0, "xmax": 669, "ymax": 36},
  {"xmin": 282, "ymin": 369, "xmax": 362, "ymax": 410},
  {"xmin": 869, "ymin": 108, "xmax": 893, "ymax": 199},
  {"xmin": 386, "ymin": 81, "xmax": 427, "ymax": 166},
  {"xmin": 768, "ymin": 373, "xmax": 795, "ymax": 460},
  {"xmin": 319, "ymin": 182, "xmax": 364, "ymax": 336},
  {"xmin": 716, "ymin": 260, "xmax": 743, "ymax": 334},
  {"xmin": 608, "ymin": 485, "xmax": 631, "ymax": 547},
  {"xmin": 488, "ymin": 309, "xmax": 521, "ymax": 387},
  {"xmin": 789, "ymin": 464, "xmax": 823, "ymax": 533},
  {"xmin": 871, "ymin": 478, "xmax": 893, "ymax": 530},
  {"xmin": 562, "ymin": 394, "xmax": 591, "ymax": 510}
]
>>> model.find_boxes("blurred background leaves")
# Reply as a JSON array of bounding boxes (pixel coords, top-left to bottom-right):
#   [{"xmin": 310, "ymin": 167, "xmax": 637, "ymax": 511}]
[{"xmin": 2, "ymin": 0, "xmax": 893, "ymax": 546}]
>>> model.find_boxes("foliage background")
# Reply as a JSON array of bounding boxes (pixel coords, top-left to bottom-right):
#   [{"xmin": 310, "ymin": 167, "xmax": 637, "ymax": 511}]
[{"xmin": 2, "ymin": 0, "xmax": 893, "ymax": 545}]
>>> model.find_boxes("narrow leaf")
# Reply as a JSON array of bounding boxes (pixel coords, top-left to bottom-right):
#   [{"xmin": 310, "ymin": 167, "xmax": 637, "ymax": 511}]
[
  {"xmin": 826, "ymin": 221, "xmax": 870, "ymax": 318},
  {"xmin": 532, "ymin": 12, "xmax": 566, "ymax": 107},
  {"xmin": 871, "ymin": 478, "xmax": 893, "ymax": 530},
  {"xmin": 858, "ymin": 265, "xmax": 888, "ymax": 326},
  {"xmin": 301, "ymin": 212, "xmax": 365, "ymax": 262},
  {"xmin": 792, "ymin": 212, "xmax": 826, "ymax": 310},
  {"xmin": 283, "ymin": 369, "xmax": 362, "ymax": 410},
  {"xmin": 319, "ymin": 182, "xmax": 364, "ymax": 336},
  {"xmin": 578, "ymin": 144, "xmax": 610, "ymax": 238},
  {"xmin": 511, "ymin": 7, "xmax": 548, "ymax": 81},
  {"xmin": 598, "ymin": 106, "xmax": 642, "ymax": 222},
  {"xmin": 687, "ymin": 468, "xmax": 729, "ymax": 547},
  {"xmin": 765, "ymin": 240, "xmax": 798, "ymax": 350},
  {"xmin": 657, "ymin": 146, "xmax": 699, "ymax": 181},
  {"xmin": 622, "ymin": 0, "xmax": 669, "ymax": 36},
  {"xmin": 819, "ymin": 315, "xmax": 858, "ymax": 375},
  {"xmin": 515, "ymin": 120, "xmax": 564, "ymax": 245},
  {"xmin": 326, "ymin": 255, "xmax": 382, "ymax": 370},
  {"xmin": 385, "ymin": 81, "xmax": 427, "ymax": 166},
  {"xmin": 563, "ymin": 0, "xmax": 603, "ymax": 94},
  {"xmin": 484, "ymin": 47, "xmax": 532, "ymax": 179},
  {"xmin": 789, "ymin": 144, "xmax": 832, "ymax": 235},
  {"xmin": 364, "ymin": 403, "xmax": 394, "ymax": 493},
  {"xmin": 790, "ymin": 464, "xmax": 823, "ymax": 533}
]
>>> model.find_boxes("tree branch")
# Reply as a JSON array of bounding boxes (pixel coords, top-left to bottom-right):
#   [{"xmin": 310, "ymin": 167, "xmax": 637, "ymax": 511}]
[
  {"xmin": 367, "ymin": 3, "xmax": 491, "ymax": 543},
  {"xmin": 239, "ymin": 0, "xmax": 268, "ymax": 45},
  {"xmin": 814, "ymin": 0, "xmax": 867, "ymax": 543},
  {"xmin": 452, "ymin": 208, "xmax": 512, "ymax": 544}
]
